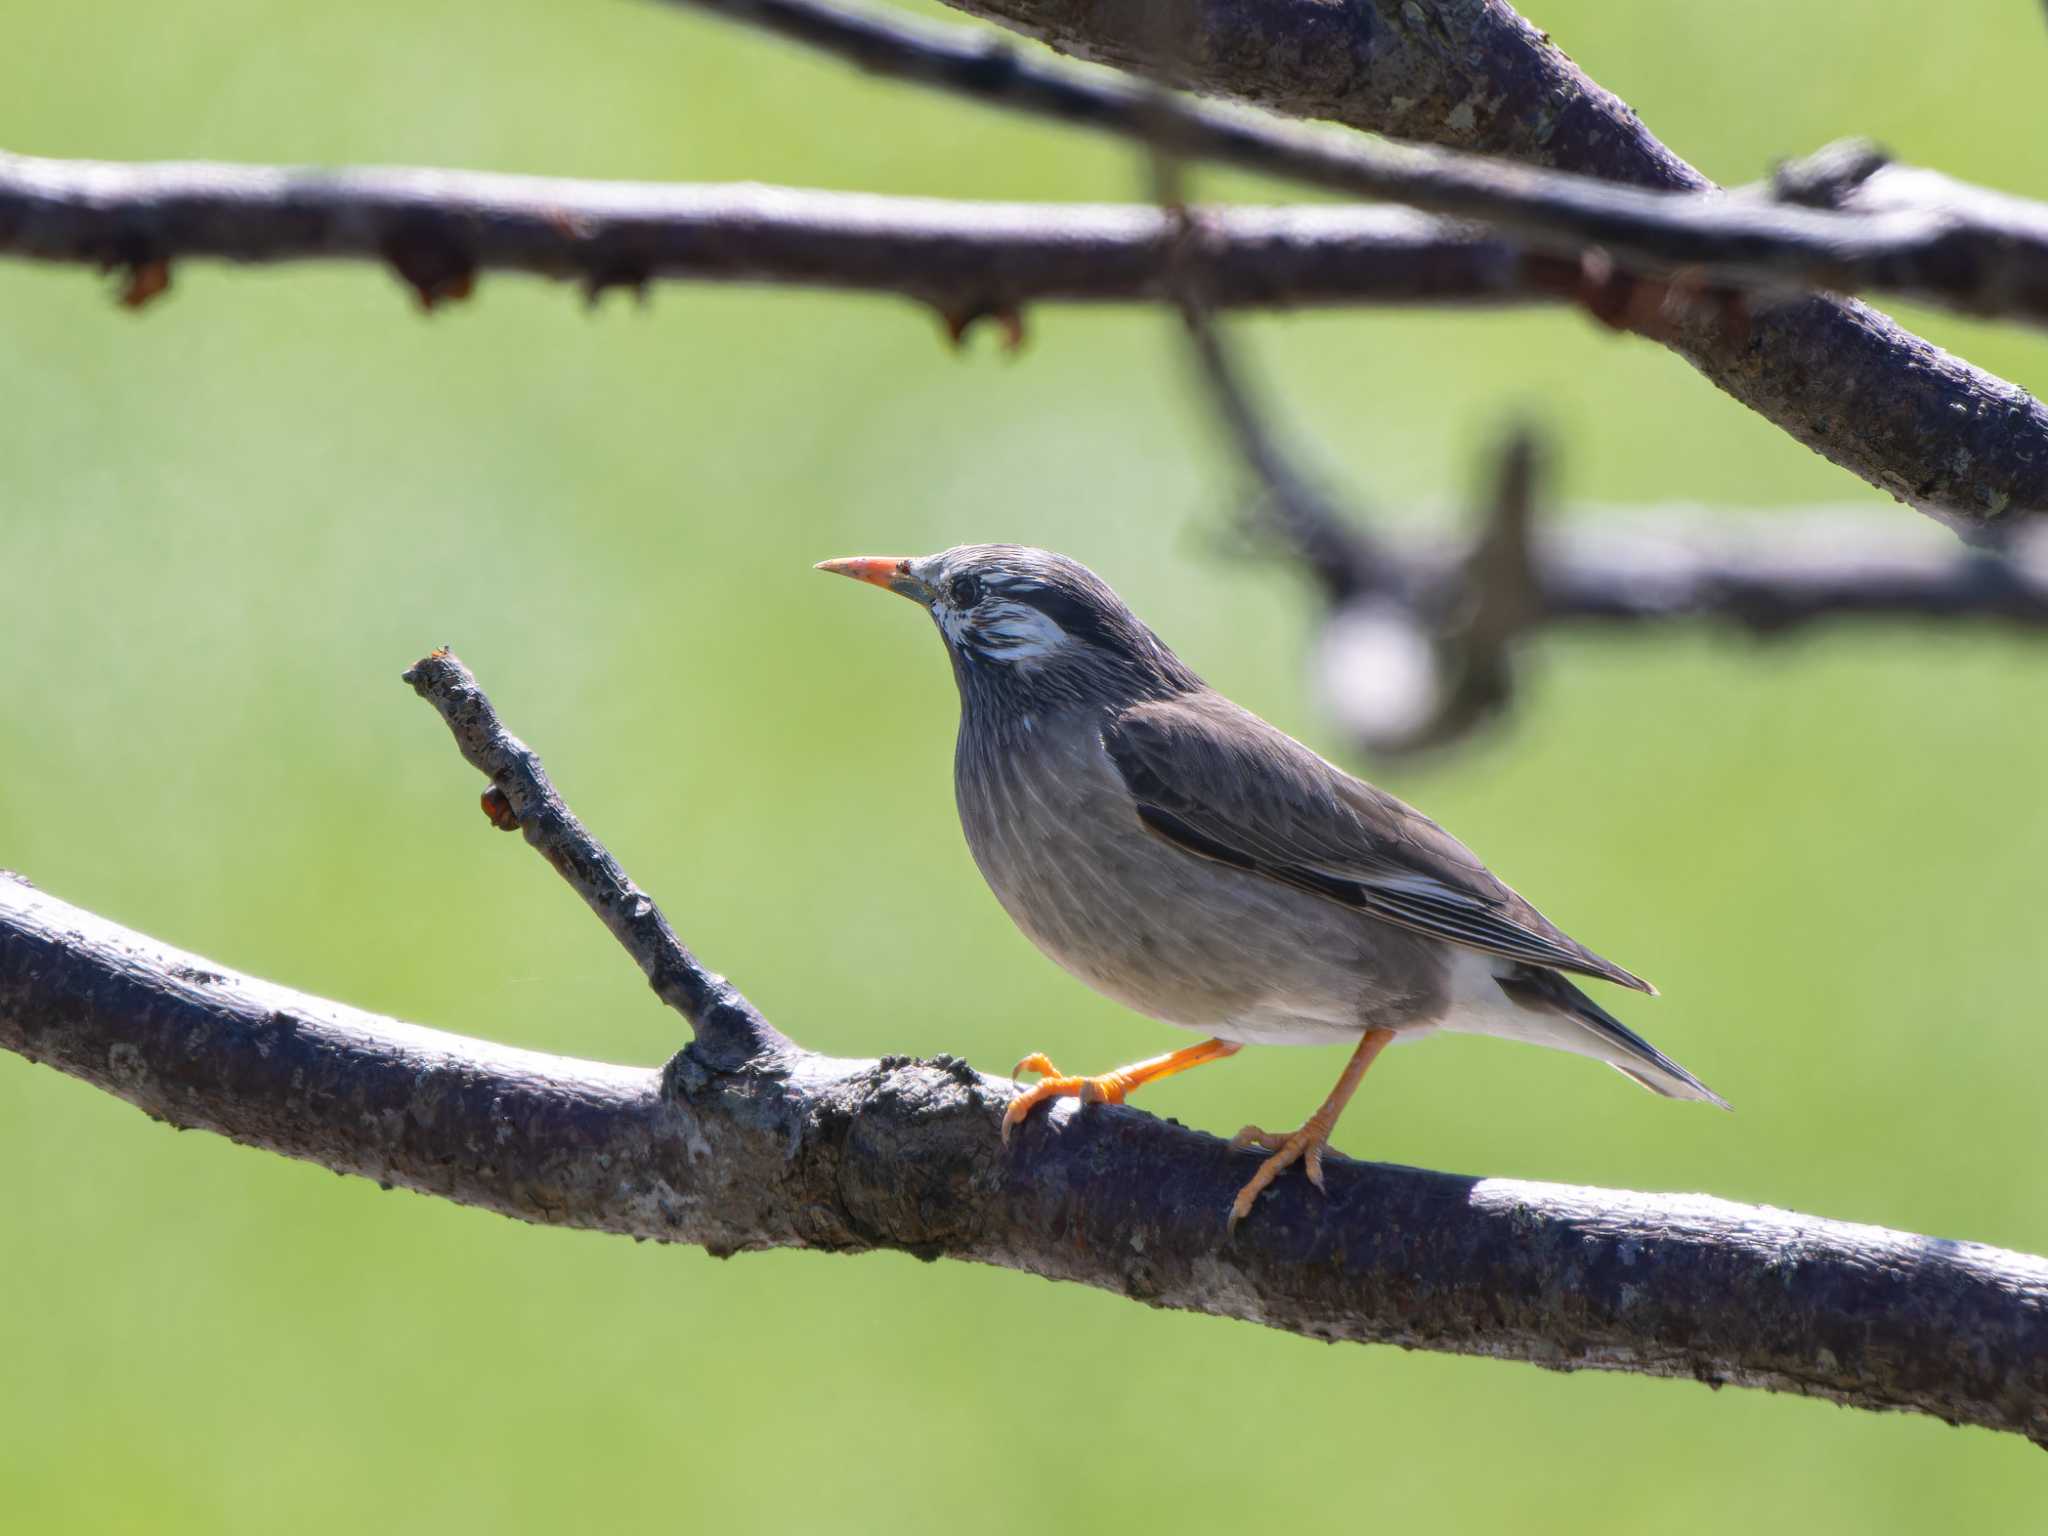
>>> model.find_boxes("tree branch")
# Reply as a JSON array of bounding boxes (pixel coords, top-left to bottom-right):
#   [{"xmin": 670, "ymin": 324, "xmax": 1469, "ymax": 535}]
[
  {"xmin": 666, "ymin": 0, "xmax": 2048, "ymax": 528},
  {"xmin": 0, "ymin": 151, "xmax": 1584, "ymax": 317},
  {"xmin": 1305, "ymin": 509, "xmax": 2048, "ymax": 756},
  {"xmin": 1181, "ymin": 303, "xmax": 2048, "ymax": 752},
  {"xmin": 659, "ymin": 1, "xmax": 2048, "ymax": 326},
  {"xmin": 399, "ymin": 650, "xmax": 789, "ymax": 1070},
  {"xmin": 2, "ymin": 660, "xmax": 2045, "ymax": 1445},
  {"xmin": 17, "ymin": 142, "xmax": 2048, "ymax": 338},
  {"xmin": 937, "ymin": 0, "xmax": 1693, "ymax": 181}
]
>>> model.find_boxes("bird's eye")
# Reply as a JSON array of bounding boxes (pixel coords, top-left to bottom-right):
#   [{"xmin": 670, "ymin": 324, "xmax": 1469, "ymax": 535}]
[{"xmin": 948, "ymin": 573, "xmax": 983, "ymax": 609}]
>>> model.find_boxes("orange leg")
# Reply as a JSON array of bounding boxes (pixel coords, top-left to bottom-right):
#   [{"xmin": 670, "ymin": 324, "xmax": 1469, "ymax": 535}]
[
  {"xmin": 1228, "ymin": 1027, "xmax": 1396, "ymax": 1231},
  {"xmin": 1001, "ymin": 1037, "xmax": 1242, "ymax": 1143}
]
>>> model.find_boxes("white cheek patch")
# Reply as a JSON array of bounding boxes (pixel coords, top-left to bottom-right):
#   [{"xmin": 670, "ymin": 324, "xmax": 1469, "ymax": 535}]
[{"xmin": 937, "ymin": 597, "xmax": 1073, "ymax": 665}]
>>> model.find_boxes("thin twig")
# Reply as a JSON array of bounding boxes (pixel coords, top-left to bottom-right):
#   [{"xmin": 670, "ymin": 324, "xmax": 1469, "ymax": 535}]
[
  {"xmin": 401, "ymin": 650, "xmax": 787, "ymax": 1069},
  {"xmin": 1169, "ymin": 235, "xmax": 1545, "ymax": 755},
  {"xmin": 1176, "ymin": 301, "xmax": 1387, "ymax": 605},
  {"xmin": 2, "ymin": 691, "xmax": 2045, "ymax": 1440},
  {"xmin": 1375, "ymin": 431, "xmax": 1548, "ymax": 753}
]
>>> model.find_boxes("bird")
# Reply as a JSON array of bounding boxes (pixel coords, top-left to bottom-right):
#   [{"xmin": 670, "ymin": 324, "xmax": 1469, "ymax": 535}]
[{"xmin": 816, "ymin": 544, "xmax": 1724, "ymax": 1228}]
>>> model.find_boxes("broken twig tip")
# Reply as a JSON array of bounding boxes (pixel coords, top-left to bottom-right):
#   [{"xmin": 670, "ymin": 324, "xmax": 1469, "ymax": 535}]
[{"xmin": 402, "ymin": 648, "xmax": 455, "ymax": 690}]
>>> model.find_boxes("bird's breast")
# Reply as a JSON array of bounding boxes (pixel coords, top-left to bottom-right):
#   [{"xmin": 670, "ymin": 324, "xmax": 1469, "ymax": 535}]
[{"xmin": 952, "ymin": 711, "xmax": 1444, "ymax": 1041}]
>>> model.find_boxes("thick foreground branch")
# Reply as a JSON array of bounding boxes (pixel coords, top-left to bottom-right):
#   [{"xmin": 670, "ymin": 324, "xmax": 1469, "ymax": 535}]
[
  {"xmin": 4, "ymin": 654, "xmax": 2046, "ymax": 1445},
  {"xmin": 5, "ymin": 872, "xmax": 2045, "ymax": 1442}
]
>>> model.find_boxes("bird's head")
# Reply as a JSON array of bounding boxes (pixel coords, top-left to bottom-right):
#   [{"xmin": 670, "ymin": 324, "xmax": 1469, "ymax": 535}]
[{"xmin": 815, "ymin": 543, "xmax": 1200, "ymax": 710}]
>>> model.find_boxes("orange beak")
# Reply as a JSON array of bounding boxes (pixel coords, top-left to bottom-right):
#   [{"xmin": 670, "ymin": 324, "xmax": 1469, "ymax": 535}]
[{"xmin": 814, "ymin": 555, "xmax": 931, "ymax": 602}]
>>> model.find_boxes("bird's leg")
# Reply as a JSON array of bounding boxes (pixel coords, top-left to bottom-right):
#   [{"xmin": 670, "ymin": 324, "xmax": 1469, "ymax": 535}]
[
  {"xmin": 1229, "ymin": 1027, "xmax": 1396, "ymax": 1231},
  {"xmin": 1001, "ymin": 1037, "xmax": 1241, "ymax": 1142}
]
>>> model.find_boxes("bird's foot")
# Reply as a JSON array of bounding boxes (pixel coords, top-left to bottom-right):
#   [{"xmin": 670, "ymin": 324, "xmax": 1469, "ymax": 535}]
[
  {"xmin": 1228, "ymin": 1119, "xmax": 1333, "ymax": 1231},
  {"xmin": 1001, "ymin": 1053, "xmax": 1131, "ymax": 1142}
]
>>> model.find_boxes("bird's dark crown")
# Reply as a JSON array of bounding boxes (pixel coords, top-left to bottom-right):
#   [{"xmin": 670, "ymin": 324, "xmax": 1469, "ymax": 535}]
[{"xmin": 908, "ymin": 544, "xmax": 1202, "ymax": 708}]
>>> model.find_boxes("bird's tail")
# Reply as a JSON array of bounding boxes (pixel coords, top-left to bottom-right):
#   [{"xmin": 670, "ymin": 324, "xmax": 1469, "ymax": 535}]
[{"xmin": 1495, "ymin": 964, "xmax": 1730, "ymax": 1109}]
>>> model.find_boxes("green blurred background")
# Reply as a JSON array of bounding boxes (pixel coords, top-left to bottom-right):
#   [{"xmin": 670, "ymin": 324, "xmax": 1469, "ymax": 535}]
[{"xmin": 3, "ymin": 0, "xmax": 2044, "ymax": 1528}]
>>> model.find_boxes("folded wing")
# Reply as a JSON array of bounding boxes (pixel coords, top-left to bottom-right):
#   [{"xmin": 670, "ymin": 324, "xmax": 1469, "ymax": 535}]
[{"xmin": 1103, "ymin": 692, "xmax": 1653, "ymax": 994}]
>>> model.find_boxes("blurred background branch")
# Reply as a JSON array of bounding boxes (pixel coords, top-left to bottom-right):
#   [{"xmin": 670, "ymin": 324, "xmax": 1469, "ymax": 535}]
[
  {"xmin": 1179, "ymin": 309, "xmax": 2048, "ymax": 755},
  {"xmin": 1141, "ymin": 55, "xmax": 2048, "ymax": 757}
]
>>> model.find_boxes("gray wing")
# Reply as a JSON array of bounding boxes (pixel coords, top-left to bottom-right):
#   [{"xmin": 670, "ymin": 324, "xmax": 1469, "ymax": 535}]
[{"xmin": 1102, "ymin": 692, "xmax": 1653, "ymax": 993}]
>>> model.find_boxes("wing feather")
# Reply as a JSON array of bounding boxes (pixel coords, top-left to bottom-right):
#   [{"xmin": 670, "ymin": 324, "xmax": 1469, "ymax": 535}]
[{"xmin": 1104, "ymin": 693, "xmax": 1653, "ymax": 993}]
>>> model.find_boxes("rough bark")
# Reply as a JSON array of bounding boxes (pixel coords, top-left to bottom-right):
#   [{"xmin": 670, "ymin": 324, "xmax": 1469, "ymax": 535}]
[
  {"xmin": 935, "ymin": 0, "xmax": 1702, "ymax": 179},
  {"xmin": 4, "ymin": 871, "xmax": 2044, "ymax": 1445},
  {"xmin": 919, "ymin": 0, "xmax": 2048, "ymax": 527}
]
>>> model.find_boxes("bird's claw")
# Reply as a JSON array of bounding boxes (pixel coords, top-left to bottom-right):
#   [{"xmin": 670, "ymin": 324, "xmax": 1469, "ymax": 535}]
[
  {"xmin": 1000, "ymin": 1057, "xmax": 1129, "ymax": 1143},
  {"xmin": 1227, "ymin": 1121, "xmax": 1333, "ymax": 1232}
]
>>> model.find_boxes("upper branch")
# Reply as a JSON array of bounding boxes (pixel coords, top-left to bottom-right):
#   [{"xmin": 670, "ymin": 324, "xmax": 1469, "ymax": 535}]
[
  {"xmin": 653, "ymin": 3, "xmax": 2048, "ymax": 329},
  {"xmin": 931, "ymin": 0, "xmax": 1707, "ymax": 182},
  {"xmin": 18, "ymin": 144, "xmax": 2048, "ymax": 332},
  {"xmin": 0, "ymin": 152, "xmax": 1576, "ymax": 317},
  {"xmin": 669, "ymin": 0, "xmax": 2048, "ymax": 528},
  {"xmin": 2, "ymin": 655, "xmax": 2045, "ymax": 1446}
]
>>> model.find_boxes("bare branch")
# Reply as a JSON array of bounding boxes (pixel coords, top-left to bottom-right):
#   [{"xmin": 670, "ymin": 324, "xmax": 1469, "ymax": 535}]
[
  {"xmin": 0, "ymin": 152, "xmax": 1585, "ymax": 317},
  {"xmin": 400, "ymin": 650, "xmax": 788, "ymax": 1070},
  {"xmin": 685, "ymin": 0, "xmax": 2048, "ymax": 527},
  {"xmin": 11, "ymin": 141, "xmax": 2048, "ymax": 530},
  {"xmin": 1317, "ymin": 511, "xmax": 2048, "ymax": 755},
  {"xmin": 936, "ymin": 0, "xmax": 1690, "ymax": 182},
  {"xmin": 19, "ymin": 138, "xmax": 2046, "ymax": 337},
  {"xmin": 1364, "ymin": 429, "xmax": 1547, "ymax": 753},
  {"xmin": 657, "ymin": 3, "xmax": 2048, "ymax": 326},
  {"xmin": 1178, "ymin": 243, "xmax": 2048, "ymax": 754},
  {"xmin": 4, "ymin": 826, "xmax": 2046, "ymax": 1442},
  {"xmin": 1177, "ymin": 301, "xmax": 1391, "ymax": 603},
  {"xmin": 1180, "ymin": 316, "xmax": 2048, "ymax": 752}
]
